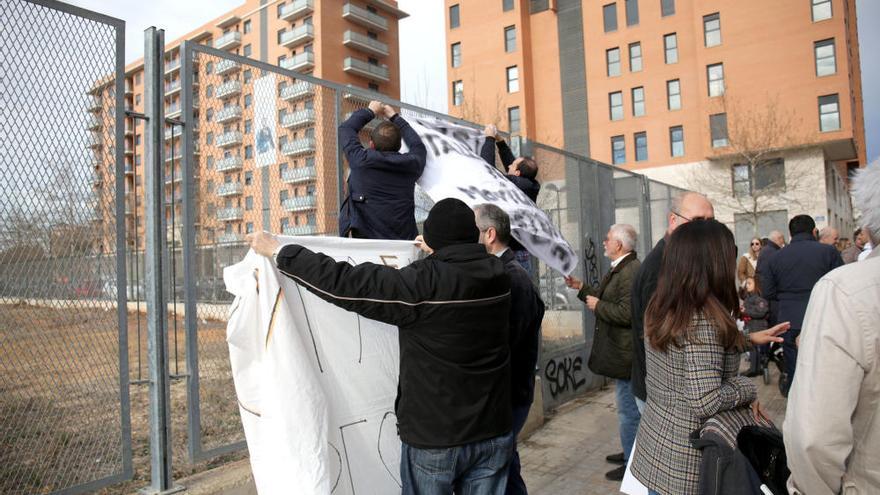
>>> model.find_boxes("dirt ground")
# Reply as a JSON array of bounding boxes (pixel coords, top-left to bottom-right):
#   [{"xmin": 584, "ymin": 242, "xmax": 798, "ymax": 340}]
[{"xmin": 0, "ymin": 302, "xmax": 246, "ymax": 495}]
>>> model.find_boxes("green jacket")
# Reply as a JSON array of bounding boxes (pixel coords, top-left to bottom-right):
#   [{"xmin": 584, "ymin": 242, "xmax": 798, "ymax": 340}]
[{"xmin": 578, "ymin": 252, "xmax": 640, "ymax": 379}]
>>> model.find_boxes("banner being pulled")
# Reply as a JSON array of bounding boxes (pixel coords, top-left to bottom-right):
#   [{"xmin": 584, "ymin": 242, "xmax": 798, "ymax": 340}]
[
  {"xmin": 225, "ymin": 237, "xmax": 421, "ymax": 495},
  {"xmin": 407, "ymin": 117, "xmax": 578, "ymax": 275}
]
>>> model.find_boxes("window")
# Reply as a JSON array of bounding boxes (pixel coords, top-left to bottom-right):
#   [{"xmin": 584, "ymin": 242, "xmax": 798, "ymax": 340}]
[
  {"xmin": 205, "ymin": 62, "xmax": 213, "ymax": 74},
  {"xmin": 506, "ymin": 66, "xmax": 520, "ymax": 92},
  {"xmin": 707, "ymin": 63, "xmax": 724, "ymax": 96},
  {"xmin": 628, "ymin": 42, "xmax": 642, "ymax": 72},
  {"xmin": 280, "ymin": 190, "xmax": 289, "ymax": 204},
  {"xmin": 732, "ymin": 164, "xmax": 750, "ymax": 197},
  {"xmin": 611, "ymin": 135, "xmax": 625, "ymax": 164},
  {"xmin": 625, "ymin": 0, "xmax": 639, "ymax": 26},
  {"xmin": 664, "ymin": 33, "xmax": 678, "ymax": 64},
  {"xmin": 279, "ymin": 162, "xmax": 288, "ymax": 178},
  {"xmin": 669, "ymin": 126, "xmax": 684, "ymax": 157},
  {"xmin": 277, "ymin": 2, "xmax": 285, "ymax": 17},
  {"xmin": 815, "ymin": 38, "xmax": 836, "ymax": 76},
  {"xmin": 369, "ymin": 82, "xmax": 380, "ymax": 91},
  {"xmin": 632, "ymin": 87, "xmax": 645, "ymax": 116},
  {"xmin": 606, "ymin": 47, "xmax": 621, "ymax": 76},
  {"xmin": 246, "ymin": 222, "xmax": 254, "ymax": 234},
  {"xmin": 450, "ymin": 4, "xmax": 460, "ymax": 28},
  {"xmin": 634, "ymin": 132, "xmax": 648, "ymax": 161},
  {"xmin": 818, "ymin": 94, "xmax": 840, "ymax": 131},
  {"xmin": 244, "ymin": 120, "xmax": 252, "ymax": 133},
  {"xmin": 206, "ymin": 132, "xmax": 213, "ymax": 145},
  {"xmin": 704, "ymin": 13, "xmax": 721, "ymax": 47},
  {"xmin": 245, "ymin": 145, "xmax": 254, "ymax": 158},
  {"xmin": 508, "ymin": 106, "xmax": 521, "ymax": 133},
  {"xmin": 278, "ymin": 55, "xmax": 286, "ymax": 65},
  {"xmin": 244, "ymin": 69, "xmax": 252, "ymax": 83},
  {"xmin": 504, "ymin": 26, "xmax": 516, "ymax": 52},
  {"xmin": 755, "ymin": 158, "xmax": 785, "ymax": 191},
  {"xmin": 710, "ymin": 113, "xmax": 729, "ymax": 148},
  {"xmin": 135, "ymin": 73, "xmax": 142, "ymax": 85},
  {"xmin": 244, "ymin": 94, "xmax": 253, "ymax": 108},
  {"xmin": 503, "ymin": 0, "xmax": 514, "ymax": 11},
  {"xmin": 451, "ymin": 42, "xmax": 462, "ymax": 68},
  {"xmin": 603, "ymin": 3, "xmax": 618, "ymax": 32},
  {"xmin": 277, "ymin": 29, "xmax": 285, "ymax": 44},
  {"xmin": 609, "ymin": 91, "xmax": 624, "ymax": 120},
  {"xmin": 244, "ymin": 20, "xmax": 252, "ymax": 34},
  {"xmin": 135, "ymin": 94, "xmax": 141, "ymax": 105},
  {"xmin": 812, "ymin": 0, "xmax": 832, "ymax": 21},
  {"xmin": 244, "ymin": 171, "xmax": 252, "ymax": 186},
  {"xmin": 667, "ymin": 79, "xmax": 681, "ymax": 110},
  {"xmin": 452, "ymin": 80, "xmax": 464, "ymax": 106},
  {"xmin": 661, "ymin": 0, "xmax": 675, "ymax": 16},
  {"xmin": 206, "ymin": 84, "xmax": 213, "ymax": 97},
  {"xmin": 281, "ymin": 218, "xmax": 289, "ymax": 231},
  {"xmin": 243, "ymin": 44, "xmax": 252, "ymax": 57}
]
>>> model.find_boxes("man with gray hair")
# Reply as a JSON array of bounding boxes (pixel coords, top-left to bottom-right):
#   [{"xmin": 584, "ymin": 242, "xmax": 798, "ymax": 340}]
[
  {"xmin": 785, "ymin": 161, "xmax": 880, "ymax": 494},
  {"xmin": 565, "ymin": 223, "xmax": 641, "ymax": 481},
  {"xmin": 474, "ymin": 203, "xmax": 545, "ymax": 495},
  {"xmin": 819, "ymin": 226, "xmax": 839, "ymax": 246}
]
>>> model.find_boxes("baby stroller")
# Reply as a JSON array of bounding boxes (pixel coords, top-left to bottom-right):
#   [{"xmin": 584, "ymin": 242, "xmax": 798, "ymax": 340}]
[{"xmin": 761, "ymin": 341, "xmax": 786, "ymax": 389}]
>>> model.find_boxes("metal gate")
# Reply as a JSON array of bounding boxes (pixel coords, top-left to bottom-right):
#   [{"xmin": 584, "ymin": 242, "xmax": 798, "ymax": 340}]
[{"xmin": 0, "ymin": 1, "xmax": 131, "ymax": 494}]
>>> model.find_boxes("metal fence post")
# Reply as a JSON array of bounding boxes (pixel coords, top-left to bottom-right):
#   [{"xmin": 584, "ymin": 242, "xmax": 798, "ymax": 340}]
[
  {"xmin": 142, "ymin": 26, "xmax": 182, "ymax": 495},
  {"xmin": 334, "ymin": 90, "xmax": 345, "ymax": 215}
]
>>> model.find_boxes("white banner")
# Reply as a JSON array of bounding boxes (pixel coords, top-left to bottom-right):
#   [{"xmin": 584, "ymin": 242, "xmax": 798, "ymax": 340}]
[
  {"xmin": 253, "ymin": 74, "xmax": 278, "ymax": 167},
  {"xmin": 407, "ymin": 117, "xmax": 578, "ymax": 275},
  {"xmin": 225, "ymin": 237, "xmax": 421, "ymax": 495}
]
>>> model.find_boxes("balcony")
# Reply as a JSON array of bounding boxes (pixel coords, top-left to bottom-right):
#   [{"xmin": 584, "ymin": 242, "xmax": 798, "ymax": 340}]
[
  {"xmin": 215, "ymin": 80, "xmax": 242, "ymax": 99},
  {"xmin": 164, "ymin": 195, "xmax": 182, "ymax": 205},
  {"xmin": 343, "ymin": 57, "xmax": 389, "ymax": 82},
  {"xmin": 280, "ymin": 109, "xmax": 315, "ymax": 129},
  {"xmin": 125, "ymin": 124, "xmax": 135, "ymax": 136},
  {"xmin": 279, "ymin": 0, "xmax": 314, "ymax": 21},
  {"xmin": 217, "ymin": 207, "xmax": 243, "ymax": 221},
  {"xmin": 214, "ymin": 31, "xmax": 242, "ymax": 51},
  {"xmin": 282, "ymin": 195, "xmax": 317, "ymax": 212},
  {"xmin": 164, "ymin": 173, "xmax": 183, "ymax": 185},
  {"xmin": 282, "ymin": 165, "xmax": 317, "ymax": 184},
  {"xmin": 216, "ymin": 131, "xmax": 243, "ymax": 148},
  {"xmin": 88, "ymin": 134, "xmax": 103, "ymax": 149},
  {"xmin": 125, "ymin": 145, "xmax": 134, "ymax": 155},
  {"xmin": 280, "ymin": 51, "xmax": 315, "ymax": 72},
  {"xmin": 216, "ymin": 156, "xmax": 243, "ymax": 172},
  {"xmin": 343, "ymin": 31, "xmax": 389, "ymax": 57},
  {"xmin": 343, "ymin": 3, "xmax": 388, "ymax": 32},
  {"xmin": 124, "ymin": 164, "xmax": 134, "ymax": 175},
  {"xmin": 88, "ymin": 95, "xmax": 102, "ymax": 112},
  {"xmin": 164, "ymin": 127, "xmax": 182, "ymax": 141},
  {"xmin": 283, "ymin": 224, "xmax": 317, "ymax": 236},
  {"xmin": 125, "ymin": 83, "xmax": 133, "ymax": 95},
  {"xmin": 281, "ymin": 137, "xmax": 316, "ymax": 156},
  {"xmin": 215, "ymin": 59, "xmax": 241, "ymax": 76},
  {"xmin": 164, "ymin": 59, "xmax": 181, "ymax": 75},
  {"xmin": 87, "ymin": 114, "xmax": 102, "ymax": 130},
  {"xmin": 281, "ymin": 81, "xmax": 313, "ymax": 101},
  {"xmin": 280, "ymin": 24, "xmax": 314, "ymax": 48},
  {"xmin": 215, "ymin": 105, "xmax": 243, "ymax": 124},
  {"xmin": 165, "ymin": 80, "xmax": 181, "ymax": 96},
  {"xmin": 216, "ymin": 182, "xmax": 244, "ymax": 196},
  {"xmin": 218, "ymin": 232, "xmax": 245, "ymax": 244}
]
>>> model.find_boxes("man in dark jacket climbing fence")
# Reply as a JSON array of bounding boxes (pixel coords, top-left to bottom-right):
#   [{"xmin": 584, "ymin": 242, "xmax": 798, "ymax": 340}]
[
  {"xmin": 248, "ymin": 198, "xmax": 514, "ymax": 494},
  {"xmin": 338, "ymin": 100, "xmax": 426, "ymax": 240},
  {"xmin": 565, "ymin": 223, "xmax": 641, "ymax": 481}
]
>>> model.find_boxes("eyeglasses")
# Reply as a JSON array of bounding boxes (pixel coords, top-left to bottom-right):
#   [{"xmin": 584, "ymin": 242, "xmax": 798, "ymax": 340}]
[
  {"xmin": 751, "ymin": 242, "xmax": 761, "ymax": 246},
  {"xmin": 672, "ymin": 211, "xmax": 715, "ymax": 222}
]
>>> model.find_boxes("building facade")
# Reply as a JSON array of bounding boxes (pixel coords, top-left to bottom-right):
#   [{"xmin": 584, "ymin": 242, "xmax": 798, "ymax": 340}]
[
  {"xmin": 445, "ymin": 0, "xmax": 866, "ymax": 247},
  {"xmin": 88, "ymin": 0, "xmax": 406, "ymax": 253}
]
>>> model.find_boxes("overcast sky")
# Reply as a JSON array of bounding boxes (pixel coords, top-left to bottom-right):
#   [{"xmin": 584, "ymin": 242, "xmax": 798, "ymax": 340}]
[{"xmin": 69, "ymin": 0, "xmax": 876, "ymax": 162}]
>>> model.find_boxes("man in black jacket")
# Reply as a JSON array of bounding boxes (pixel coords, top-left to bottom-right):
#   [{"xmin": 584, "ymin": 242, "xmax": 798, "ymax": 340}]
[
  {"xmin": 480, "ymin": 124, "xmax": 540, "ymax": 273},
  {"xmin": 338, "ymin": 100, "xmax": 426, "ymax": 240},
  {"xmin": 763, "ymin": 215, "xmax": 843, "ymax": 395},
  {"xmin": 630, "ymin": 192, "xmax": 714, "ymax": 409},
  {"xmin": 756, "ymin": 231, "xmax": 785, "ymax": 325},
  {"xmin": 248, "ymin": 198, "xmax": 514, "ymax": 494},
  {"xmin": 474, "ymin": 203, "xmax": 544, "ymax": 495}
]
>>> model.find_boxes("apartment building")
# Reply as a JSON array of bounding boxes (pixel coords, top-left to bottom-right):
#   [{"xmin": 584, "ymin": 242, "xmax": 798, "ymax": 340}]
[
  {"xmin": 445, "ymin": 0, "xmax": 866, "ymax": 245},
  {"xmin": 88, "ymin": 0, "xmax": 406, "ymax": 252}
]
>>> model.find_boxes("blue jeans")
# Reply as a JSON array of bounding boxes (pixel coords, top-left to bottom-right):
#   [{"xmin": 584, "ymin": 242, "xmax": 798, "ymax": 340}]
[
  {"xmin": 783, "ymin": 329, "xmax": 801, "ymax": 394},
  {"xmin": 635, "ymin": 397, "xmax": 646, "ymax": 415},
  {"xmin": 506, "ymin": 405, "xmax": 531, "ymax": 495},
  {"xmin": 401, "ymin": 431, "xmax": 515, "ymax": 495},
  {"xmin": 615, "ymin": 379, "xmax": 641, "ymax": 461}
]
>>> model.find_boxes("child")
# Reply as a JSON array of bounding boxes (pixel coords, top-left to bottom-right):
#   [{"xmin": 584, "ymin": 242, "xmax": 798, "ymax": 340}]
[{"xmin": 740, "ymin": 276, "xmax": 769, "ymax": 377}]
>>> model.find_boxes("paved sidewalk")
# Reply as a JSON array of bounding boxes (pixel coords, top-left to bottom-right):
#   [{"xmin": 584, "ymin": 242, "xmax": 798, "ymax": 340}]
[{"xmin": 519, "ymin": 367, "xmax": 787, "ymax": 494}]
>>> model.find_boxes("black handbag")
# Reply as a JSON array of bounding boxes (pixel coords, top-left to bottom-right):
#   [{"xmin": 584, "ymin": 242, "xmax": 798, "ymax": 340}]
[{"xmin": 737, "ymin": 426, "xmax": 789, "ymax": 495}]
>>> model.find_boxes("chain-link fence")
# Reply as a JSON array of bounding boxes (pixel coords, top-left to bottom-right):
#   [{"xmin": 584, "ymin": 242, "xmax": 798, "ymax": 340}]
[{"xmin": 0, "ymin": 1, "xmax": 131, "ymax": 493}]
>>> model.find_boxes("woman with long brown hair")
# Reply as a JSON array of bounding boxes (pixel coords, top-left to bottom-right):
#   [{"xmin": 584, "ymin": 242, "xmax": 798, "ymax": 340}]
[{"xmin": 630, "ymin": 219, "xmax": 779, "ymax": 495}]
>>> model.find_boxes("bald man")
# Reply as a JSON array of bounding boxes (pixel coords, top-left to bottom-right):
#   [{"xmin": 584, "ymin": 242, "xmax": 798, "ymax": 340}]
[
  {"xmin": 819, "ymin": 226, "xmax": 839, "ymax": 246},
  {"xmin": 629, "ymin": 192, "xmax": 714, "ymax": 411}
]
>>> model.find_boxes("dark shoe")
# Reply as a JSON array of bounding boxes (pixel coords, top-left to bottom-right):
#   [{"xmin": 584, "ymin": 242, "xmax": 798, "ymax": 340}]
[
  {"xmin": 605, "ymin": 452, "xmax": 626, "ymax": 464},
  {"xmin": 605, "ymin": 465, "xmax": 627, "ymax": 481}
]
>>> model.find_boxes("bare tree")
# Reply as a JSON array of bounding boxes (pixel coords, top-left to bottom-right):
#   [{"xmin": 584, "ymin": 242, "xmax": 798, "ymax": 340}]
[{"xmin": 688, "ymin": 94, "xmax": 816, "ymax": 237}]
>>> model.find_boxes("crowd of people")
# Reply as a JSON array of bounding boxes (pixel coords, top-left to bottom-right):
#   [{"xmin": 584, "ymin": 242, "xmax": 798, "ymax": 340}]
[{"xmin": 246, "ymin": 103, "xmax": 879, "ymax": 495}]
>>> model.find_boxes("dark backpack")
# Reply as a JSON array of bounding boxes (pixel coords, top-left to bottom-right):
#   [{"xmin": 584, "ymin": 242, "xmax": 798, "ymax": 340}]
[
  {"xmin": 691, "ymin": 431, "xmax": 764, "ymax": 495},
  {"xmin": 737, "ymin": 426, "xmax": 790, "ymax": 495}
]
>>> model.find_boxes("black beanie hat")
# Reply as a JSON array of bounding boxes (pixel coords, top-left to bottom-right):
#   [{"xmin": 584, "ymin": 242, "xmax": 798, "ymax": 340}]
[{"xmin": 423, "ymin": 198, "xmax": 480, "ymax": 251}]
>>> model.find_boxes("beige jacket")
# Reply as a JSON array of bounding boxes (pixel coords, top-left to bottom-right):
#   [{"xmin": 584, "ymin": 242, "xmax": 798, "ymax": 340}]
[{"xmin": 784, "ymin": 249, "xmax": 880, "ymax": 494}]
